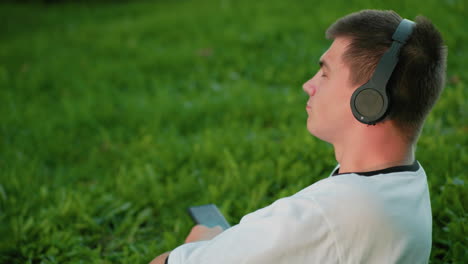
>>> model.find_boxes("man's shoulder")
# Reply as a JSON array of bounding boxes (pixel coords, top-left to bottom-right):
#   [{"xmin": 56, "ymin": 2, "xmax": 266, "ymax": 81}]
[
  {"xmin": 296, "ymin": 172, "xmax": 375, "ymax": 202},
  {"xmin": 298, "ymin": 162, "xmax": 427, "ymax": 199},
  {"xmin": 294, "ymin": 165, "xmax": 430, "ymax": 231}
]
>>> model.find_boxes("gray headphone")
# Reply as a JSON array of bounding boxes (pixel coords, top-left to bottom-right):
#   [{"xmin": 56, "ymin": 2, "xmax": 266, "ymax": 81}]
[{"xmin": 350, "ymin": 19, "xmax": 415, "ymax": 125}]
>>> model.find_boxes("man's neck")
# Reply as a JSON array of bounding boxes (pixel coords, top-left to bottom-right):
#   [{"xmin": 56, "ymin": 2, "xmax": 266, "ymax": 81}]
[{"xmin": 333, "ymin": 123, "xmax": 415, "ymax": 174}]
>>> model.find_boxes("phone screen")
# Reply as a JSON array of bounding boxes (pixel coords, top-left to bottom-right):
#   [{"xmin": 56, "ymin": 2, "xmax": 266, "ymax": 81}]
[{"xmin": 188, "ymin": 204, "xmax": 231, "ymax": 230}]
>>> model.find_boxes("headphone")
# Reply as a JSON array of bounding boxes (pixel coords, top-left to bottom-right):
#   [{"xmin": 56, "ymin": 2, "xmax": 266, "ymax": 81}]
[{"xmin": 350, "ymin": 19, "xmax": 415, "ymax": 125}]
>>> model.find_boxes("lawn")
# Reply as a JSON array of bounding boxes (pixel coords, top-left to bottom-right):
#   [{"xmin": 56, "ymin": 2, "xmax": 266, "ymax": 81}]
[{"xmin": 0, "ymin": 0, "xmax": 466, "ymax": 263}]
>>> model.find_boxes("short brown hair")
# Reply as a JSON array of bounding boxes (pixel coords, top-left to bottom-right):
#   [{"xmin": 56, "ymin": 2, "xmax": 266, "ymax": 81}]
[{"xmin": 326, "ymin": 10, "xmax": 447, "ymax": 143}]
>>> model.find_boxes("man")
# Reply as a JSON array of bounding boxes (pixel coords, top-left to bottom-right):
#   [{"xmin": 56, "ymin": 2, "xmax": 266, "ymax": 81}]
[{"xmin": 151, "ymin": 9, "xmax": 446, "ymax": 264}]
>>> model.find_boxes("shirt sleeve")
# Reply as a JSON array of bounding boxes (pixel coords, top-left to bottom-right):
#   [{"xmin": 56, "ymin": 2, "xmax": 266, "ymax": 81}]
[{"xmin": 168, "ymin": 195, "xmax": 340, "ymax": 264}]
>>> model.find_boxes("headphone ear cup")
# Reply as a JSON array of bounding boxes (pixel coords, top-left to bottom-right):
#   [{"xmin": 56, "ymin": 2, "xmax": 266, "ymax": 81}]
[
  {"xmin": 351, "ymin": 85, "xmax": 388, "ymax": 124},
  {"xmin": 355, "ymin": 88, "xmax": 384, "ymax": 117}
]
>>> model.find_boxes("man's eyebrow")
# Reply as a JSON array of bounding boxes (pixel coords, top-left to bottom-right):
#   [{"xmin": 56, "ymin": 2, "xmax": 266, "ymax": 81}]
[{"xmin": 319, "ymin": 59, "xmax": 330, "ymax": 70}]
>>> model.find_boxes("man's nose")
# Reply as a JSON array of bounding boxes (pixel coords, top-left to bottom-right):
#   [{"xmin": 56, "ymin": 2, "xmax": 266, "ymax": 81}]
[{"xmin": 303, "ymin": 78, "xmax": 316, "ymax": 96}]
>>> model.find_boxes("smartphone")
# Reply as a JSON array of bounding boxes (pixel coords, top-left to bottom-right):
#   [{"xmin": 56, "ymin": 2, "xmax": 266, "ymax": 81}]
[{"xmin": 188, "ymin": 204, "xmax": 231, "ymax": 230}]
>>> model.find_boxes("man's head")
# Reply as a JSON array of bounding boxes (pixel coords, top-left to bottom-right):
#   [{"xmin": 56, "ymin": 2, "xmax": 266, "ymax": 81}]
[{"xmin": 303, "ymin": 10, "xmax": 447, "ymax": 144}]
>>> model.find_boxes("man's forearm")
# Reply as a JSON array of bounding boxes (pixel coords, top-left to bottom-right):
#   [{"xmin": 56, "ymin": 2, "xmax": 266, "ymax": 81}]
[{"xmin": 149, "ymin": 251, "xmax": 170, "ymax": 264}]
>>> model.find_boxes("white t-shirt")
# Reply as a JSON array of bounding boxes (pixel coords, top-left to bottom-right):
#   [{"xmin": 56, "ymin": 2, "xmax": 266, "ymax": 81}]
[{"xmin": 168, "ymin": 161, "xmax": 432, "ymax": 264}]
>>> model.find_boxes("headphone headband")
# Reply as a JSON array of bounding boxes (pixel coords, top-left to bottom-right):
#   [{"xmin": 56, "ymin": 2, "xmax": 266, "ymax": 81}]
[{"xmin": 392, "ymin": 19, "xmax": 415, "ymax": 44}]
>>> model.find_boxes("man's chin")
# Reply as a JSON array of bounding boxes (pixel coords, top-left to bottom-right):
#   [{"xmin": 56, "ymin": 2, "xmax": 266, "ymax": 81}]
[
  {"xmin": 307, "ymin": 122, "xmax": 320, "ymax": 138},
  {"xmin": 307, "ymin": 122, "xmax": 332, "ymax": 143}
]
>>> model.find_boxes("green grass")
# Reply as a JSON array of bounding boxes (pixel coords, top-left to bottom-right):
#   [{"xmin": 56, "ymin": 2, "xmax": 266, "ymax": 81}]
[{"xmin": 0, "ymin": 0, "xmax": 466, "ymax": 263}]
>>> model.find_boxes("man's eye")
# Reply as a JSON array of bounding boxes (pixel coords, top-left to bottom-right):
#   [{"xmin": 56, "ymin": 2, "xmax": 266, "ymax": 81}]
[{"xmin": 319, "ymin": 69, "xmax": 327, "ymax": 77}]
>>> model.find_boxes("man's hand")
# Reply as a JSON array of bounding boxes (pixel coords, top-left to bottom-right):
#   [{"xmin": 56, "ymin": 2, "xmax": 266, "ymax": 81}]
[
  {"xmin": 185, "ymin": 225, "xmax": 223, "ymax": 243},
  {"xmin": 149, "ymin": 225, "xmax": 223, "ymax": 264},
  {"xmin": 149, "ymin": 251, "xmax": 170, "ymax": 264}
]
